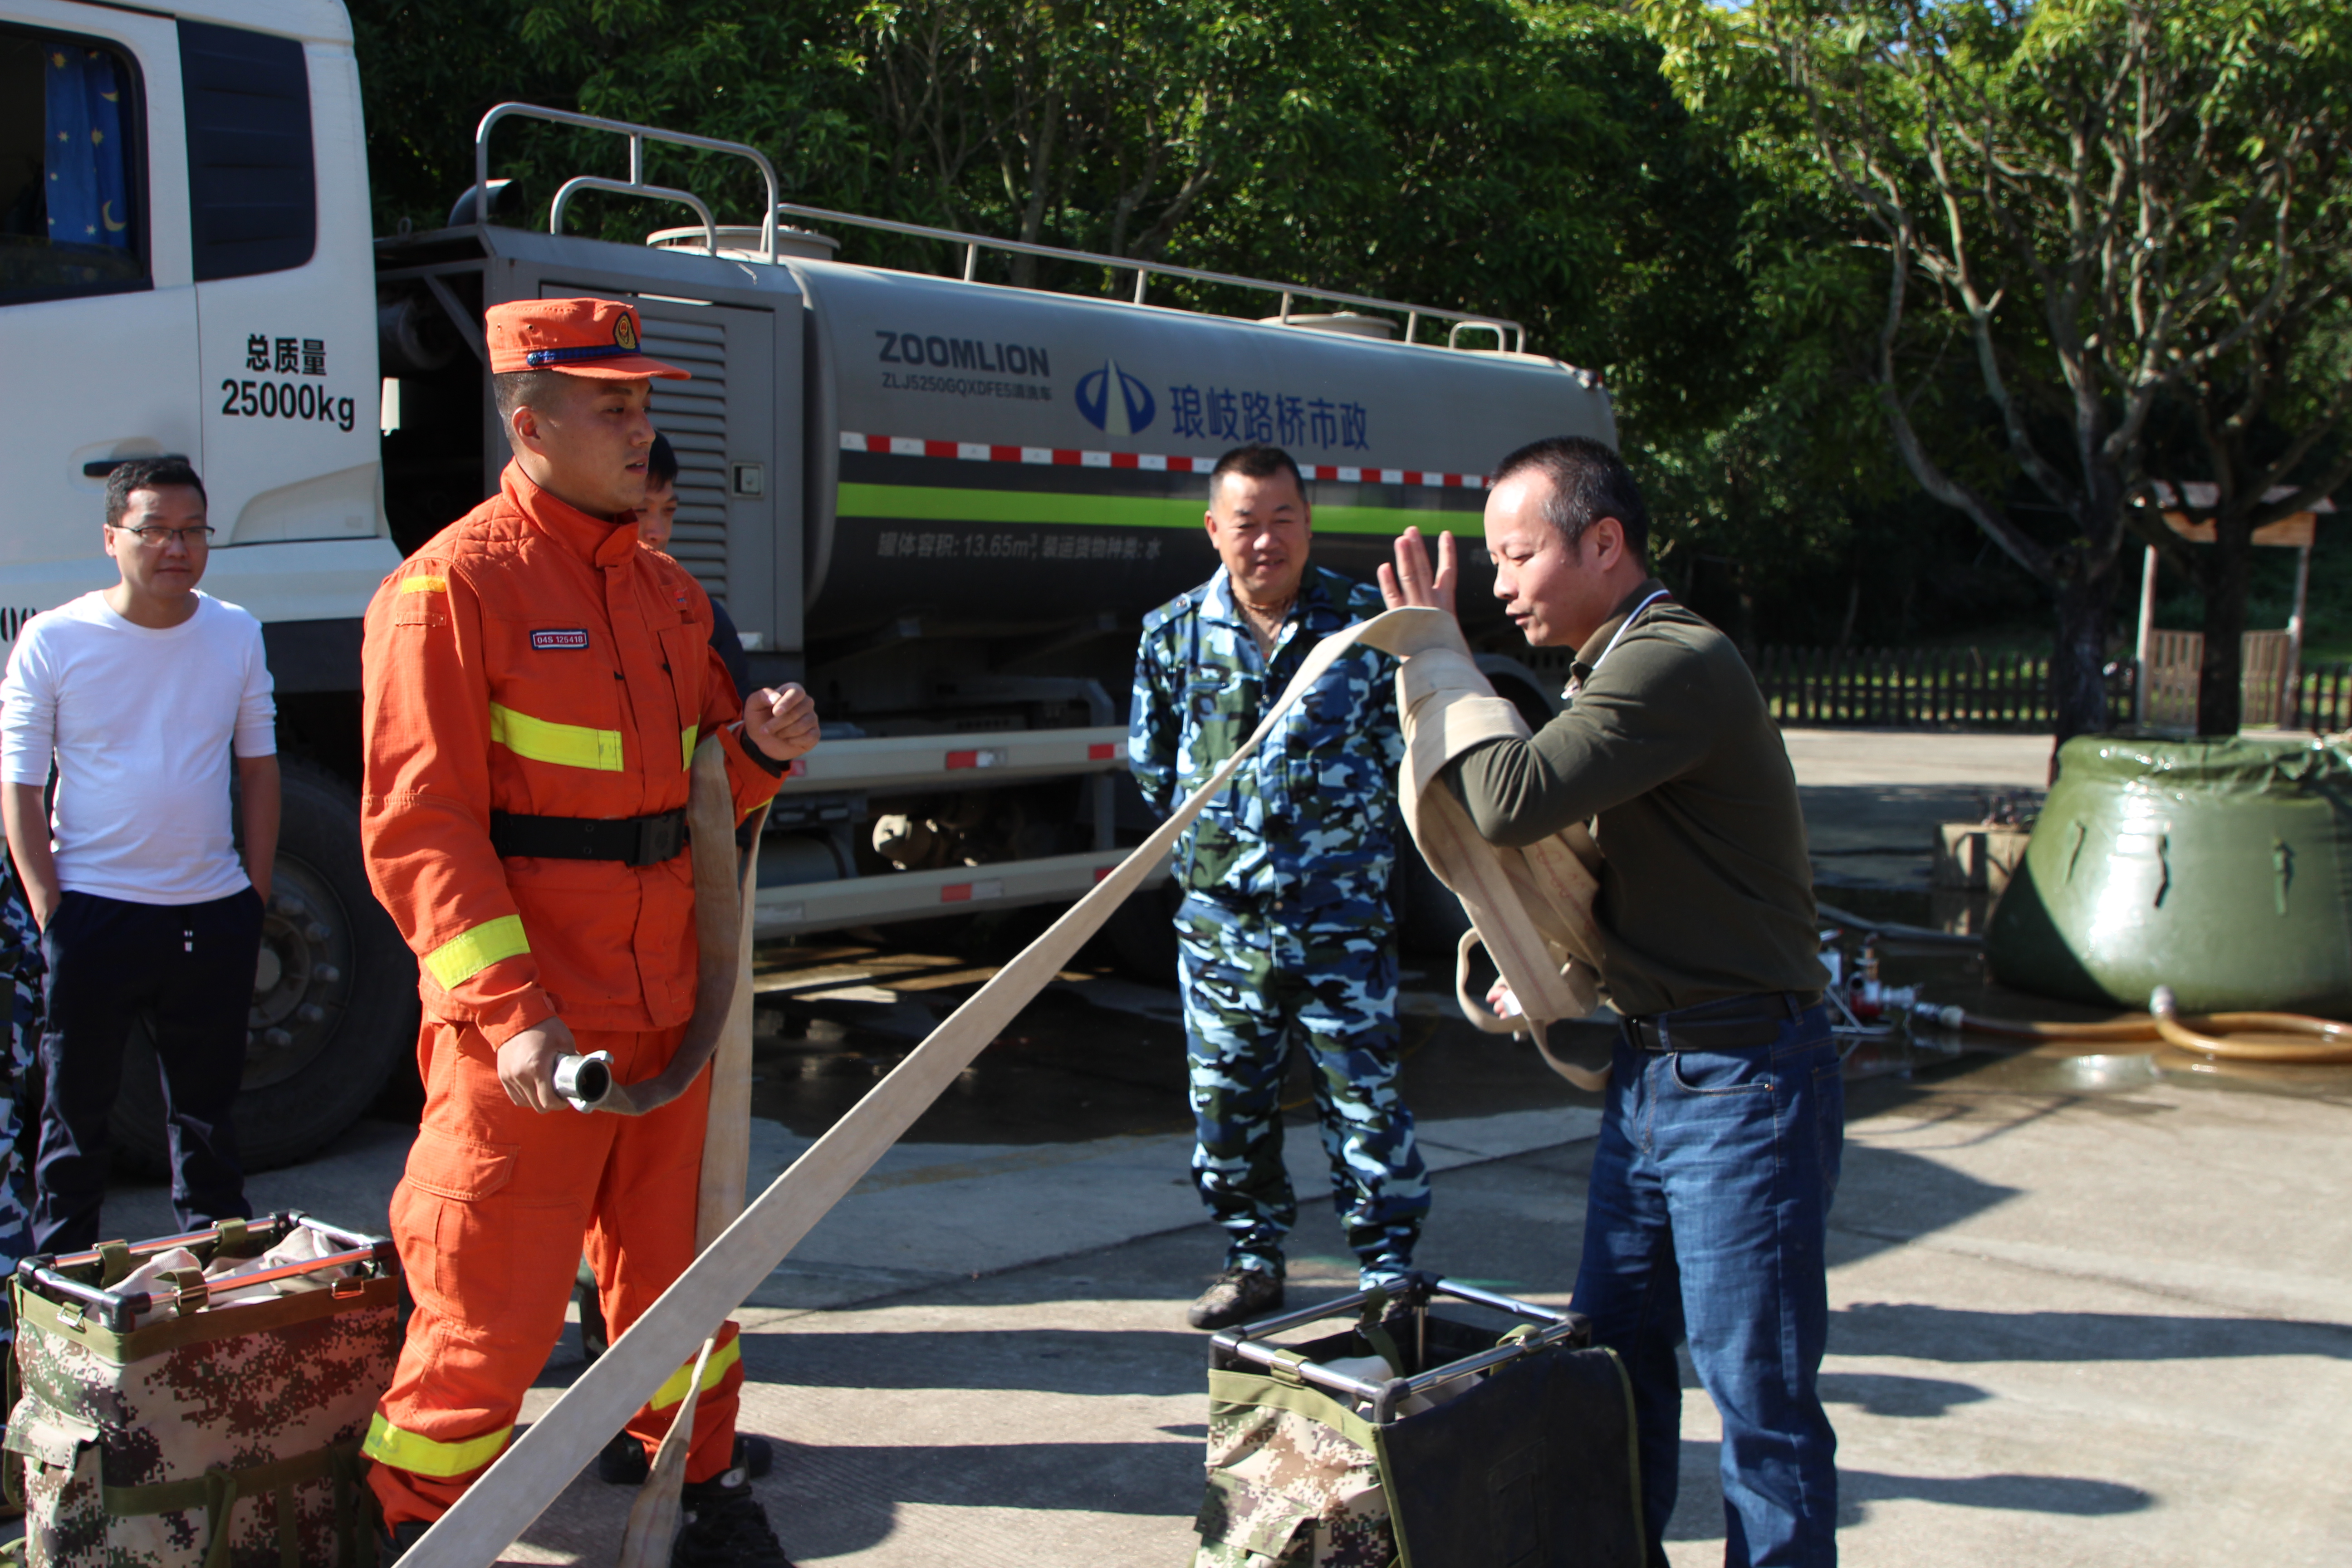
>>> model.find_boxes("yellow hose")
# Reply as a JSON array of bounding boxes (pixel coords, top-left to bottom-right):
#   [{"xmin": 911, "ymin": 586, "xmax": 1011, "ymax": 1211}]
[
  {"xmin": 2147, "ymin": 986, "xmax": 2352, "ymax": 1062},
  {"xmin": 1927, "ymin": 988, "xmax": 2352, "ymax": 1063}
]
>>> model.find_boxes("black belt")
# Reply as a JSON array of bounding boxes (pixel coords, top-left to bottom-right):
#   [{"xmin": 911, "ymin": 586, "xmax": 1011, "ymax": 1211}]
[
  {"xmin": 489, "ymin": 808, "xmax": 687, "ymax": 867},
  {"xmin": 1624, "ymin": 990, "xmax": 1823, "ymax": 1053}
]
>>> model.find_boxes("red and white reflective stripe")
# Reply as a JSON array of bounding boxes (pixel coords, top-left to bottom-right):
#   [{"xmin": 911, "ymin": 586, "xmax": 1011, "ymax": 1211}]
[{"xmin": 841, "ymin": 431, "xmax": 1487, "ymax": 489}]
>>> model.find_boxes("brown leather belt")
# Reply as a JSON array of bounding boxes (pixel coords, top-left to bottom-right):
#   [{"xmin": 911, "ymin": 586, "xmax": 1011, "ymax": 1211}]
[{"xmin": 1624, "ymin": 990, "xmax": 1824, "ymax": 1053}]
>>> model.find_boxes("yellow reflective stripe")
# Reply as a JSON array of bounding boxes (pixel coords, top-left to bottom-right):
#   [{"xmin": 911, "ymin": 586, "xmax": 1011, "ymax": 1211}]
[
  {"xmin": 489, "ymin": 703, "xmax": 624, "ymax": 772},
  {"xmin": 681, "ymin": 724, "xmax": 698, "ymax": 771},
  {"xmin": 648, "ymin": 1335, "xmax": 742, "ymax": 1410},
  {"xmin": 397, "ymin": 575, "xmax": 447, "ymax": 594},
  {"xmin": 423, "ymin": 914, "xmax": 529, "ymax": 989},
  {"xmin": 363, "ymin": 1412, "xmax": 512, "ymax": 1478}
]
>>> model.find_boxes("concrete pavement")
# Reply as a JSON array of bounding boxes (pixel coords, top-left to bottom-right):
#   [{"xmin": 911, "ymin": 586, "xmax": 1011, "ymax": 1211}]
[{"xmin": 75, "ymin": 730, "xmax": 2352, "ymax": 1565}]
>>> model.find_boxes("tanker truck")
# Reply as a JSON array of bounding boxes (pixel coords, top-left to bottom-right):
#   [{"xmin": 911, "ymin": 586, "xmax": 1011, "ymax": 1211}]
[{"xmin": 0, "ymin": 0, "xmax": 1616, "ymax": 1166}]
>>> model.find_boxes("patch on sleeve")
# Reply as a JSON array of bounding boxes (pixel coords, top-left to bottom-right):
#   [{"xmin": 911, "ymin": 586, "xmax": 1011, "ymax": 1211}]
[
  {"xmin": 531, "ymin": 629, "xmax": 590, "ymax": 651},
  {"xmin": 391, "ymin": 569, "xmax": 451, "ymax": 628}
]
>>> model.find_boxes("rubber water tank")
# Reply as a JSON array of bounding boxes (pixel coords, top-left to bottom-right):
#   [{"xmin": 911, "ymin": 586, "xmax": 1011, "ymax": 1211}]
[{"xmin": 1988, "ymin": 736, "xmax": 2352, "ymax": 1014}]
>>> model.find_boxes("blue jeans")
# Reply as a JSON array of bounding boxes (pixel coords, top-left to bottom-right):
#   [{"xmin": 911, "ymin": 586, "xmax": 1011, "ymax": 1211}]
[{"xmin": 1573, "ymin": 1008, "xmax": 1843, "ymax": 1568}]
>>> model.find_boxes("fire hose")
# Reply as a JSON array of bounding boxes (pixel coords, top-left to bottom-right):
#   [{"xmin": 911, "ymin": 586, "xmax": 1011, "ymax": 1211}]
[
  {"xmin": 1819, "ymin": 902, "xmax": 2352, "ymax": 1063},
  {"xmin": 1912, "ymin": 987, "xmax": 2352, "ymax": 1063},
  {"xmin": 398, "ymin": 605, "xmax": 1489, "ymax": 1566}
]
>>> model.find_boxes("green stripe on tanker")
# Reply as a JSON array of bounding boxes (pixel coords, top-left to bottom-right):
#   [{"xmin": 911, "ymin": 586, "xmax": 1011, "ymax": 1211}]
[
  {"xmin": 1987, "ymin": 735, "xmax": 2352, "ymax": 1014},
  {"xmin": 837, "ymin": 483, "xmax": 1476, "ymax": 536}
]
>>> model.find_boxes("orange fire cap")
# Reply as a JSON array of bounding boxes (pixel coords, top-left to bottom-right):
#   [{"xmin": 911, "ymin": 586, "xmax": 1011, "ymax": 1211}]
[{"xmin": 484, "ymin": 298, "xmax": 688, "ymax": 380}]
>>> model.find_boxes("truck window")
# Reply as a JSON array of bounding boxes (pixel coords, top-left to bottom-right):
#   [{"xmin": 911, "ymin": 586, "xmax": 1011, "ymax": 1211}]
[
  {"xmin": 180, "ymin": 20, "xmax": 313, "ymax": 281},
  {"xmin": 0, "ymin": 27, "xmax": 145, "ymax": 305}
]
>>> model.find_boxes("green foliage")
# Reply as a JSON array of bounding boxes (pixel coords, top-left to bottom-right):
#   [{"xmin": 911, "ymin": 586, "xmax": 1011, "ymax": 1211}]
[
  {"xmin": 344, "ymin": 0, "xmax": 2152, "ymax": 653},
  {"xmin": 348, "ymin": 1, "xmax": 1757, "ymax": 450},
  {"xmin": 1638, "ymin": 0, "xmax": 2352, "ymax": 733}
]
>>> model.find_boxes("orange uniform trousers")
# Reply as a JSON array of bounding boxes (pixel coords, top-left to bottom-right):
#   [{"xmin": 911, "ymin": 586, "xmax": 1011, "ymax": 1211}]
[{"xmin": 367, "ymin": 1019, "xmax": 743, "ymax": 1528}]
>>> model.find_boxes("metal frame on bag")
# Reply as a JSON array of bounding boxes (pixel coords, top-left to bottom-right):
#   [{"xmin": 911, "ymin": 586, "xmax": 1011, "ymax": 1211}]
[
  {"xmin": 17, "ymin": 1211, "xmax": 398, "ymax": 1334},
  {"xmin": 1209, "ymin": 1273, "xmax": 1589, "ymax": 1425}
]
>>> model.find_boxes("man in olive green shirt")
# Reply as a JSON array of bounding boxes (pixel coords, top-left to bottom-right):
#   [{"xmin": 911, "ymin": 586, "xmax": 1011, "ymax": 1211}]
[{"xmin": 1382, "ymin": 436, "xmax": 1839, "ymax": 1568}]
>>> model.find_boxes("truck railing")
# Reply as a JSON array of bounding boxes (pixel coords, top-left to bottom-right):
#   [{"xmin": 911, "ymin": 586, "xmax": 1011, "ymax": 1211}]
[
  {"xmin": 473, "ymin": 103, "xmax": 780, "ymax": 265},
  {"xmin": 470, "ymin": 103, "xmax": 1520, "ymax": 352},
  {"xmin": 776, "ymin": 725, "xmax": 1122, "ymax": 859},
  {"xmin": 764, "ymin": 201, "xmax": 1525, "ymax": 353},
  {"xmin": 774, "ymin": 726, "xmax": 1129, "ymax": 799},
  {"xmin": 759, "ymin": 728, "xmax": 1142, "ymax": 936},
  {"xmin": 753, "ymin": 848, "xmax": 1169, "ymax": 939}
]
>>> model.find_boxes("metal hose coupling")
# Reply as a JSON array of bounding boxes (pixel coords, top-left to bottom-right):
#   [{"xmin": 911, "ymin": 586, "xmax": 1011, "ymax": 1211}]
[{"xmin": 553, "ymin": 1050, "xmax": 616, "ymax": 1112}]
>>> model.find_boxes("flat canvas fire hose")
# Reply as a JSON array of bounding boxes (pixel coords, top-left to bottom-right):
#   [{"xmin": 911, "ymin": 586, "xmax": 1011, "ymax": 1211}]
[
  {"xmin": 613, "ymin": 776, "xmax": 771, "ymax": 1566},
  {"xmin": 399, "ymin": 607, "xmax": 1591, "ymax": 1565}
]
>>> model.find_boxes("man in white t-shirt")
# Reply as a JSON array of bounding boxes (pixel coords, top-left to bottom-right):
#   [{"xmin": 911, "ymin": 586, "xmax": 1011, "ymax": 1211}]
[{"xmin": 0, "ymin": 456, "xmax": 278, "ymax": 1253}]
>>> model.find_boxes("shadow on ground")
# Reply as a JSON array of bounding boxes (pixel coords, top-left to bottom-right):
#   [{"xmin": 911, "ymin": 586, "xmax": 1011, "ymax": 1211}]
[{"xmin": 1667, "ymin": 1437, "xmax": 2154, "ymax": 1547}]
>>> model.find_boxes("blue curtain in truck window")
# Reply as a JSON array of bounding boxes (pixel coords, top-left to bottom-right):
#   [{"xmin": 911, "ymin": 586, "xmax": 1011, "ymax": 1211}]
[{"xmin": 44, "ymin": 44, "xmax": 128, "ymax": 252}]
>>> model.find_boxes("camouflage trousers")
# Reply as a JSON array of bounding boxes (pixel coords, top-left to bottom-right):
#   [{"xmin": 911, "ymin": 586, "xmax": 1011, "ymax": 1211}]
[
  {"xmin": 0, "ymin": 888, "xmax": 39, "ymax": 1279},
  {"xmin": 1176, "ymin": 891, "xmax": 1428, "ymax": 1284}
]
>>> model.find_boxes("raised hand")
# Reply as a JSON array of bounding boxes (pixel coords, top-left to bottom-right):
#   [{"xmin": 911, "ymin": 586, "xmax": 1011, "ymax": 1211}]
[{"xmin": 1377, "ymin": 526, "xmax": 1459, "ymax": 617}]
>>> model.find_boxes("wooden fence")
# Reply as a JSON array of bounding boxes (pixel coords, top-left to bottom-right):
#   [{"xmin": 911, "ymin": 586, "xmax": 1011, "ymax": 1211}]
[
  {"xmin": 2135, "ymin": 629, "xmax": 2296, "ymax": 728},
  {"xmin": 1750, "ymin": 644, "xmax": 2352, "ymax": 732},
  {"xmin": 2292, "ymin": 664, "xmax": 2352, "ymax": 732},
  {"xmin": 1750, "ymin": 646, "xmax": 2135, "ymax": 730}
]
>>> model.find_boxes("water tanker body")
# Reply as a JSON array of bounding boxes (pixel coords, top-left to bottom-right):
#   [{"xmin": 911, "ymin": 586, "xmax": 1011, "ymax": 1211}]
[
  {"xmin": 788, "ymin": 262, "xmax": 1616, "ymax": 647},
  {"xmin": 353, "ymin": 104, "xmax": 1627, "ymax": 967}
]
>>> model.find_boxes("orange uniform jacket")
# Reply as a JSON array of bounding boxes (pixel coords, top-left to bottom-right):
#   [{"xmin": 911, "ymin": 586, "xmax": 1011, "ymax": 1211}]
[{"xmin": 361, "ymin": 463, "xmax": 783, "ymax": 1040}]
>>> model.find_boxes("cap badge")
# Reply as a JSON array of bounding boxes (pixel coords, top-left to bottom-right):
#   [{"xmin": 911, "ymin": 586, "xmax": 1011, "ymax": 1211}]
[{"xmin": 615, "ymin": 313, "xmax": 640, "ymax": 352}]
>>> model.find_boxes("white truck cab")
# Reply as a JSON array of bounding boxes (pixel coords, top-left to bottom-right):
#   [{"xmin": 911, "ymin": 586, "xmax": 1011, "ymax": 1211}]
[{"xmin": 5, "ymin": 0, "xmax": 393, "ymax": 632}]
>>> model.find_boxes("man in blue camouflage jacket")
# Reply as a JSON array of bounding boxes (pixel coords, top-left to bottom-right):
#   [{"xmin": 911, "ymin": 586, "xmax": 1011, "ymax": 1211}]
[{"xmin": 1130, "ymin": 444, "xmax": 1429, "ymax": 1330}]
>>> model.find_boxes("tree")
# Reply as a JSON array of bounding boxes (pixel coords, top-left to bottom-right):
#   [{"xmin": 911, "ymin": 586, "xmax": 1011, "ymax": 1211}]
[
  {"xmin": 1643, "ymin": 0, "xmax": 2352, "ymax": 740},
  {"xmin": 350, "ymin": 1, "xmax": 1767, "ymax": 443}
]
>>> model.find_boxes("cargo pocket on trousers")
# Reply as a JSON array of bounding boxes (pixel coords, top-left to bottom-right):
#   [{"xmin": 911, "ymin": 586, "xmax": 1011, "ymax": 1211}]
[{"xmin": 397, "ymin": 1127, "xmax": 521, "ymax": 1320}]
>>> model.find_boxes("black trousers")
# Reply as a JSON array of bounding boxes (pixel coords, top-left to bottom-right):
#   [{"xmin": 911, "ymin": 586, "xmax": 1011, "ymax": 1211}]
[{"xmin": 34, "ymin": 888, "xmax": 261, "ymax": 1253}]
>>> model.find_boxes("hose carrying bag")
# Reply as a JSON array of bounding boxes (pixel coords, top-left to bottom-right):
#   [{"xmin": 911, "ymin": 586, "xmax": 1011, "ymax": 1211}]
[
  {"xmin": 3, "ymin": 1212, "xmax": 399, "ymax": 1566},
  {"xmin": 1194, "ymin": 1276, "xmax": 1643, "ymax": 1568}
]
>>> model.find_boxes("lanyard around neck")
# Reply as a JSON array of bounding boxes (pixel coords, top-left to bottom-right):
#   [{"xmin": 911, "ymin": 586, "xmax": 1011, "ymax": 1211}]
[{"xmin": 1592, "ymin": 589, "xmax": 1670, "ymax": 671}]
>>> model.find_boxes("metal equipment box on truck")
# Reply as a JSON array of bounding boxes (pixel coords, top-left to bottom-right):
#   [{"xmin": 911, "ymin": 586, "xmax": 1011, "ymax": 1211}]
[{"xmin": 0, "ymin": 0, "xmax": 1617, "ymax": 1166}]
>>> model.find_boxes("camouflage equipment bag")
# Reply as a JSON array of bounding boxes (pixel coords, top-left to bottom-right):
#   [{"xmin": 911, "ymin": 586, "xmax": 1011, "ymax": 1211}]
[
  {"xmin": 3, "ymin": 1213, "xmax": 399, "ymax": 1567},
  {"xmin": 1194, "ymin": 1370, "xmax": 1395, "ymax": 1568},
  {"xmin": 1196, "ymin": 1277, "xmax": 1644, "ymax": 1568}
]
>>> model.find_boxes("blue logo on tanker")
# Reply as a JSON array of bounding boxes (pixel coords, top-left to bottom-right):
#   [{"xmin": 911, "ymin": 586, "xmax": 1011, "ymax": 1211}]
[{"xmin": 1075, "ymin": 360, "xmax": 1156, "ymax": 436}]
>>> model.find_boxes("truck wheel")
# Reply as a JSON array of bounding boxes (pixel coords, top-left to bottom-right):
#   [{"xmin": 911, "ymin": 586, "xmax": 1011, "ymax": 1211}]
[{"xmin": 109, "ymin": 758, "xmax": 418, "ymax": 1174}]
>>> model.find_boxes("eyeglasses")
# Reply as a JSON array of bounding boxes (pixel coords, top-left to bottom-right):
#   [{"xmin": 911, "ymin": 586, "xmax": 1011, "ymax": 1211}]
[{"xmin": 112, "ymin": 524, "xmax": 216, "ymax": 549}]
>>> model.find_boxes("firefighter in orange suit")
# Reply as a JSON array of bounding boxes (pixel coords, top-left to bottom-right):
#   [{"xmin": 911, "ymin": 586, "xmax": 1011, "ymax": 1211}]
[{"xmin": 358, "ymin": 297, "xmax": 816, "ymax": 1567}]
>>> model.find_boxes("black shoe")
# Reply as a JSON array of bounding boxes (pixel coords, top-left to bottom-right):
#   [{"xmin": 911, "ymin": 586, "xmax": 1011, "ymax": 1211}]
[
  {"xmin": 596, "ymin": 1426, "xmax": 647, "ymax": 1484},
  {"xmin": 1187, "ymin": 1265, "xmax": 1284, "ymax": 1330},
  {"xmin": 599, "ymin": 1429, "xmax": 775, "ymax": 1485},
  {"xmin": 676, "ymin": 1469, "xmax": 795, "ymax": 1567},
  {"xmin": 576, "ymin": 1259, "xmax": 610, "ymax": 1362},
  {"xmin": 376, "ymin": 1519, "xmax": 430, "ymax": 1563}
]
